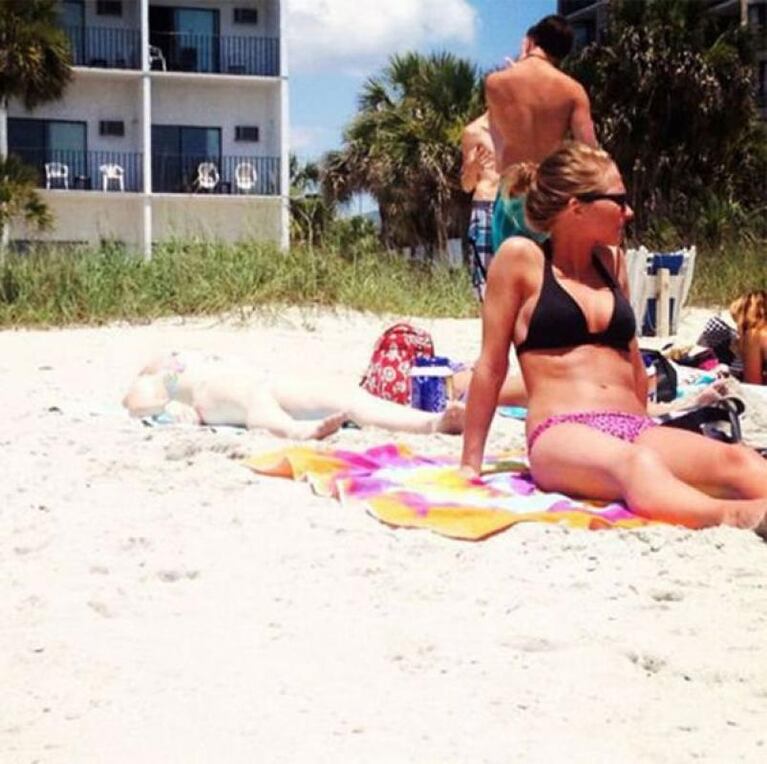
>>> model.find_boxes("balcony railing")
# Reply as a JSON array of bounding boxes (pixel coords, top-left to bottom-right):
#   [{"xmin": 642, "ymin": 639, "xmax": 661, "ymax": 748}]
[
  {"xmin": 11, "ymin": 149, "xmax": 143, "ymax": 192},
  {"xmin": 149, "ymin": 32, "xmax": 279, "ymax": 75},
  {"xmin": 63, "ymin": 25, "xmax": 141, "ymax": 69},
  {"xmin": 151, "ymin": 154, "xmax": 281, "ymax": 195}
]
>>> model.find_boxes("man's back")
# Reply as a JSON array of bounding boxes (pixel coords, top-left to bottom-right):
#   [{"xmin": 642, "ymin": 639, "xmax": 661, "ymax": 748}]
[{"xmin": 487, "ymin": 57, "xmax": 595, "ymax": 174}]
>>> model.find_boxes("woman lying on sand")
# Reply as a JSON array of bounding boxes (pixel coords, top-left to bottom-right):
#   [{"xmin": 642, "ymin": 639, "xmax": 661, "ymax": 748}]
[
  {"xmin": 461, "ymin": 141, "xmax": 767, "ymax": 533},
  {"xmin": 123, "ymin": 351, "xmax": 468, "ymax": 439},
  {"xmin": 730, "ymin": 291, "xmax": 767, "ymax": 386}
]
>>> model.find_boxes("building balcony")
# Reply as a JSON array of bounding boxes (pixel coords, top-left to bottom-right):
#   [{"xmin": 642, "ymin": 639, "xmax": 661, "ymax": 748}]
[
  {"xmin": 63, "ymin": 25, "xmax": 141, "ymax": 69},
  {"xmin": 13, "ymin": 149, "xmax": 144, "ymax": 193},
  {"xmin": 559, "ymin": 0, "xmax": 600, "ymax": 15},
  {"xmin": 148, "ymin": 32, "xmax": 279, "ymax": 76},
  {"xmin": 151, "ymin": 154, "xmax": 281, "ymax": 195}
]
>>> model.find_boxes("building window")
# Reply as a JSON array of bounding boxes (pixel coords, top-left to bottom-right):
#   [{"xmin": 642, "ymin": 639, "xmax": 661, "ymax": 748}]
[
  {"xmin": 99, "ymin": 120, "xmax": 125, "ymax": 137},
  {"xmin": 149, "ymin": 6, "xmax": 220, "ymax": 74},
  {"xmin": 7, "ymin": 118, "xmax": 87, "ymax": 185},
  {"xmin": 235, "ymin": 126, "xmax": 259, "ymax": 142},
  {"xmin": 233, "ymin": 8, "xmax": 259, "ymax": 25},
  {"xmin": 96, "ymin": 0, "xmax": 123, "ymax": 16},
  {"xmin": 572, "ymin": 20, "xmax": 596, "ymax": 49},
  {"xmin": 151, "ymin": 125, "xmax": 221, "ymax": 193}
]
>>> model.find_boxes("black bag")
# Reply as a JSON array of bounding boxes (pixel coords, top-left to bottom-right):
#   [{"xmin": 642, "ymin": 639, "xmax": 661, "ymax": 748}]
[
  {"xmin": 640, "ymin": 348, "xmax": 678, "ymax": 403},
  {"xmin": 658, "ymin": 396, "xmax": 744, "ymax": 444}
]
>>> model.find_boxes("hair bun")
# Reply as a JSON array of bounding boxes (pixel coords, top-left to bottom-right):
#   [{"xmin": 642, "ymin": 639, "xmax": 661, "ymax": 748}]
[{"xmin": 506, "ymin": 162, "xmax": 538, "ymax": 195}]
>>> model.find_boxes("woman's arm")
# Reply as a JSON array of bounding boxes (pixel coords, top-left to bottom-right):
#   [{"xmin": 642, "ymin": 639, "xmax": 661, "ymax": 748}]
[
  {"xmin": 741, "ymin": 330, "xmax": 765, "ymax": 385},
  {"xmin": 460, "ymin": 239, "xmax": 532, "ymax": 474},
  {"xmin": 615, "ymin": 247, "xmax": 648, "ymax": 406}
]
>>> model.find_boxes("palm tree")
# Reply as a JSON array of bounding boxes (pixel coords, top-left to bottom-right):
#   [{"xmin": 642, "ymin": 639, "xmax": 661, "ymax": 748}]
[
  {"xmin": 0, "ymin": 155, "xmax": 52, "ymax": 260},
  {"xmin": 289, "ymin": 154, "xmax": 335, "ymax": 247},
  {"xmin": 0, "ymin": 0, "xmax": 73, "ymax": 158},
  {"xmin": 0, "ymin": 0, "xmax": 72, "ymax": 248},
  {"xmin": 322, "ymin": 51, "xmax": 483, "ymax": 256}
]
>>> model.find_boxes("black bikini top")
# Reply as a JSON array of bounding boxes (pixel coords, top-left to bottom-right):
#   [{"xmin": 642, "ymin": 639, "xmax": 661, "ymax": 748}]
[{"xmin": 516, "ymin": 240, "xmax": 636, "ymax": 355}]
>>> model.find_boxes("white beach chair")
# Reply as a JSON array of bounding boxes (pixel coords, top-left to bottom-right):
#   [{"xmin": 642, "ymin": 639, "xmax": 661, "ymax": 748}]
[{"xmin": 626, "ymin": 245, "xmax": 697, "ymax": 337}]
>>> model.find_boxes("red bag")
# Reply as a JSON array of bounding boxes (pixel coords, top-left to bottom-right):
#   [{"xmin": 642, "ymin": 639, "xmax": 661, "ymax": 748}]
[{"xmin": 360, "ymin": 323, "xmax": 435, "ymax": 404}]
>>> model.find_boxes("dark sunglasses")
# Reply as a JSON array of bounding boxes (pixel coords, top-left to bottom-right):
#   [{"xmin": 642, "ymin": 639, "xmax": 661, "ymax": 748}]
[{"xmin": 575, "ymin": 192, "xmax": 629, "ymax": 210}]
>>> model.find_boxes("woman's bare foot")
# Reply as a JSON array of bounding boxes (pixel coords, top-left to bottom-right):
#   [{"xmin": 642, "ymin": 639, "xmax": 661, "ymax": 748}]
[
  {"xmin": 433, "ymin": 401, "xmax": 466, "ymax": 435},
  {"xmin": 294, "ymin": 412, "xmax": 347, "ymax": 440}
]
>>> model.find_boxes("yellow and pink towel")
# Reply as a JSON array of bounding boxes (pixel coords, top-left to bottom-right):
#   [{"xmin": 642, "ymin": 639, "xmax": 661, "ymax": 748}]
[{"xmin": 243, "ymin": 443, "xmax": 652, "ymax": 540}]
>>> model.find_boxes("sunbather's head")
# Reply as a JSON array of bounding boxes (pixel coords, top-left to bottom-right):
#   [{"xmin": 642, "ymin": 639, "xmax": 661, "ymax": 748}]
[
  {"xmin": 730, "ymin": 291, "xmax": 767, "ymax": 335},
  {"xmin": 507, "ymin": 142, "xmax": 633, "ymax": 244}
]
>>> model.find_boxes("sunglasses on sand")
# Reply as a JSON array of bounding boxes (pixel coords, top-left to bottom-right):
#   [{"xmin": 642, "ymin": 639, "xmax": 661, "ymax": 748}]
[{"xmin": 575, "ymin": 192, "xmax": 629, "ymax": 210}]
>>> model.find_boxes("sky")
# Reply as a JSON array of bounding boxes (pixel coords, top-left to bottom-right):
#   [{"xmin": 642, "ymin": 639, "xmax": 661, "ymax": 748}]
[{"xmin": 287, "ymin": 0, "xmax": 557, "ymax": 165}]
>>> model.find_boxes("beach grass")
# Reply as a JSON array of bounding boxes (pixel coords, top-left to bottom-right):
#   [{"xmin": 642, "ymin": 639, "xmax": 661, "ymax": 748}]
[
  {"xmin": 0, "ymin": 240, "xmax": 477, "ymax": 327},
  {"xmin": 688, "ymin": 239, "xmax": 767, "ymax": 308},
  {"xmin": 1, "ymin": 236, "xmax": 763, "ymax": 327}
]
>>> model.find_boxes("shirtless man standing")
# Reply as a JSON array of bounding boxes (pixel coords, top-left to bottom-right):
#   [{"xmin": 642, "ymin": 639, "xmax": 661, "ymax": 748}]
[
  {"xmin": 486, "ymin": 14, "xmax": 597, "ymax": 252},
  {"xmin": 461, "ymin": 112, "xmax": 500, "ymax": 299}
]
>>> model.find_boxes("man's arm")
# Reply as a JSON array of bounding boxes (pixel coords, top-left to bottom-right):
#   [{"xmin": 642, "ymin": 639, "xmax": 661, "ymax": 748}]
[
  {"xmin": 485, "ymin": 72, "xmax": 509, "ymax": 173},
  {"xmin": 570, "ymin": 83, "xmax": 597, "ymax": 147},
  {"xmin": 460, "ymin": 129, "xmax": 480, "ymax": 193}
]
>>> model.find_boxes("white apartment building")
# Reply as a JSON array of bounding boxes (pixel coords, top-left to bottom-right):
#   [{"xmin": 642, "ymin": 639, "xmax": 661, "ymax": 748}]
[
  {"xmin": 558, "ymin": 0, "xmax": 767, "ymax": 118},
  {"xmin": 8, "ymin": 0, "xmax": 289, "ymax": 255}
]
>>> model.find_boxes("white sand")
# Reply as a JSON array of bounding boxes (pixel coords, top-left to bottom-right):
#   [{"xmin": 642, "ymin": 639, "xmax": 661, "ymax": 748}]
[{"xmin": 3, "ymin": 307, "xmax": 767, "ymax": 764}]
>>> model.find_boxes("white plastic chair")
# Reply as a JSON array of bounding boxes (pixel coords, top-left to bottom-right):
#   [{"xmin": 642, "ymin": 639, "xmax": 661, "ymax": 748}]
[
  {"xmin": 100, "ymin": 163, "xmax": 125, "ymax": 191},
  {"xmin": 195, "ymin": 162, "xmax": 220, "ymax": 192},
  {"xmin": 234, "ymin": 161, "xmax": 257, "ymax": 193},
  {"xmin": 149, "ymin": 45, "xmax": 167, "ymax": 71},
  {"xmin": 45, "ymin": 162, "xmax": 69, "ymax": 189}
]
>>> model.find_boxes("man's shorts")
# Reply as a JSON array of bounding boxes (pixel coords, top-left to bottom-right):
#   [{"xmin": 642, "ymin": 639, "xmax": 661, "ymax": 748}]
[
  {"xmin": 491, "ymin": 191, "xmax": 548, "ymax": 253},
  {"xmin": 467, "ymin": 200, "xmax": 493, "ymax": 300}
]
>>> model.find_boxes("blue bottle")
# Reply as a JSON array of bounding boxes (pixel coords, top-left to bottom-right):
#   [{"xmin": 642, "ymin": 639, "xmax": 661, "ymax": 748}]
[{"xmin": 409, "ymin": 356, "xmax": 453, "ymax": 412}]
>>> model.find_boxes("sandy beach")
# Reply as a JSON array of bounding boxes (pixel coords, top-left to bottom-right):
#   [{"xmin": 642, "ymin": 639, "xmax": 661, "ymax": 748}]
[{"xmin": 3, "ymin": 306, "xmax": 767, "ymax": 763}]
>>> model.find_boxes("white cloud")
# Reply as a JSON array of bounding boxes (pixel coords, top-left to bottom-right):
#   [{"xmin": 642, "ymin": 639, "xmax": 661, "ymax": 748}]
[
  {"xmin": 287, "ymin": 0, "xmax": 478, "ymax": 73},
  {"xmin": 290, "ymin": 124, "xmax": 337, "ymax": 157}
]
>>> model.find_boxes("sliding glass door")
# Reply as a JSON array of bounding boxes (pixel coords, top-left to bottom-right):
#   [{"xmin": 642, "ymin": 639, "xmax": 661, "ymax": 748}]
[
  {"xmin": 152, "ymin": 125, "xmax": 221, "ymax": 192},
  {"xmin": 149, "ymin": 6, "xmax": 220, "ymax": 72},
  {"xmin": 8, "ymin": 118, "xmax": 87, "ymax": 185}
]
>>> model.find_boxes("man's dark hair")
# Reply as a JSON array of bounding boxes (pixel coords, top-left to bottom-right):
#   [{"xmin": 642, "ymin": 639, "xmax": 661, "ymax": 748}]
[{"xmin": 527, "ymin": 14, "xmax": 574, "ymax": 62}]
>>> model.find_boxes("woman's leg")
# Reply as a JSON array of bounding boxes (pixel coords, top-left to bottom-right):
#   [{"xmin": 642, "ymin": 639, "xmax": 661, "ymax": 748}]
[
  {"xmin": 529, "ymin": 423, "xmax": 767, "ymax": 530},
  {"xmin": 635, "ymin": 426, "xmax": 767, "ymax": 499},
  {"xmin": 273, "ymin": 380, "xmax": 465, "ymax": 435},
  {"xmin": 244, "ymin": 386, "xmax": 345, "ymax": 440}
]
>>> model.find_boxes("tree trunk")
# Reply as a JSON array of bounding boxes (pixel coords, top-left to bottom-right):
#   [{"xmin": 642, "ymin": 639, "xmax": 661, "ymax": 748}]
[
  {"xmin": 0, "ymin": 97, "xmax": 7, "ymax": 159},
  {"xmin": 0, "ymin": 97, "xmax": 9, "ymax": 255}
]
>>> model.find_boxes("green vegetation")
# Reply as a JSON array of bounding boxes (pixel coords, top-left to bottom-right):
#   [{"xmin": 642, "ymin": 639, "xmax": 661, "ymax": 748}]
[
  {"xmin": 1, "ymin": 0, "xmax": 73, "ymax": 248},
  {"xmin": 0, "ymin": 240, "xmax": 477, "ymax": 327},
  {"xmin": 1, "ymin": 233, "xmax": 762, "ymax": 328},
  {"xmin": 689, "ymin": 239, "xmax": 767, "ymax": 307},
  {"xmin": 567, "ymin": 0, "xmax": 766, "ymax": 239},
  {"xmin": 322, "ymin": 51, "xmax": 483, "ymax": 253}
]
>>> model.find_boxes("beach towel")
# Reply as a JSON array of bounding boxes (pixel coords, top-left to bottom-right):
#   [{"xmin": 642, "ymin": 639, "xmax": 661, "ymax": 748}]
[{"xmin": 243, "ymin": 443, "xmax": 651, "ymax": 541}]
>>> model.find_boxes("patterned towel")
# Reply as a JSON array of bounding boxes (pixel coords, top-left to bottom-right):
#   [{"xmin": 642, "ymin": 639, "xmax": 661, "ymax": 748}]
[{"xmin": 243, "ymin": 443, "xmax": 651, "ymax": 540}]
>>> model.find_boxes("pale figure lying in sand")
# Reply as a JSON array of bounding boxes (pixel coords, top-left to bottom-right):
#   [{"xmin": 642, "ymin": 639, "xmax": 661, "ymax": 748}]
[{"xmin": 123, "ymin": 351, "xmax": 472, "ymax": 439}]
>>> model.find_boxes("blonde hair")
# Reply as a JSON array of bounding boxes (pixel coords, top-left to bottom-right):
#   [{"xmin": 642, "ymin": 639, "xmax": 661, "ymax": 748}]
[
  {"xmin": 507, "ymin": 141, "xmax": 615, "ymax": 232},
  {"xmin": 730, "ymin": 291, "xmax": 767, "ymax": 335}
]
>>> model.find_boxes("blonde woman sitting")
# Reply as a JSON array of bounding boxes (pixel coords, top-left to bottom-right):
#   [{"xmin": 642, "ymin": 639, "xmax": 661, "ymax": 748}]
[{"xmin": 461, "ymin": 141, "xmax": 767, "ymax": 533}]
